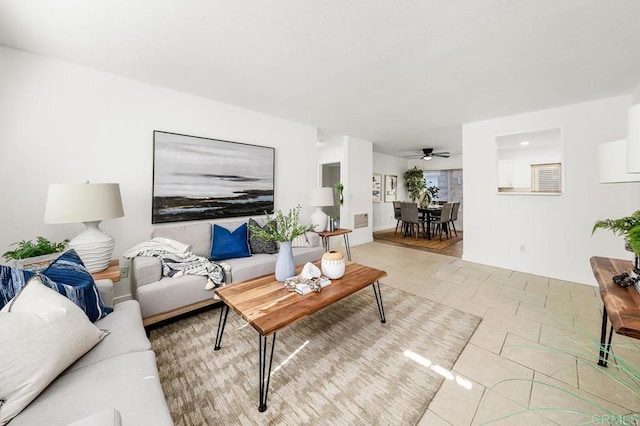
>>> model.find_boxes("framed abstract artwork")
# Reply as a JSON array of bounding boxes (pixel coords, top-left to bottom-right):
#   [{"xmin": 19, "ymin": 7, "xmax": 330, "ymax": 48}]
[
  {"xmin": 372, "ymin": 173, "xmax": 382, "ymax": 203},
  {"xmin": 384, "ymin": 175, "xmax": 397, "ymax": 202},
  {"xmin": 152, "ymin": 131, "xmax": 275, "ymax": 223}
]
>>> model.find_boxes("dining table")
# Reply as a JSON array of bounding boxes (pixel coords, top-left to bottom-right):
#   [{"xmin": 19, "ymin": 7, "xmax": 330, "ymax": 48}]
[{"xmin": 418, "ymin": 205, "xmax": 443, "ymax": 240}]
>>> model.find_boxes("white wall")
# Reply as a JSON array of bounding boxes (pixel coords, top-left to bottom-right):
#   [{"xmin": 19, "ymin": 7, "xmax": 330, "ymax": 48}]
[
  {"xmin": 0, "ymin": 46, "xmax": 319, "ymax": 298},
  {"xmin": 372, "ymin": 152, "xmax": 409, "ymax": 231},
  {"xmin": 344, "ymin": 136, "xmax": 374, "ymax": 246},
  {"xmin": 462, "ymin": 95, "xmax": 640, "ymax": 286}
]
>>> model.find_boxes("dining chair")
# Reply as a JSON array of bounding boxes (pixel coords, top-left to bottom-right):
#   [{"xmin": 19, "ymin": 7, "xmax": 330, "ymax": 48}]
[
  {"xmin": 432, "ymin": 203, "xmax": 453, "ymax": 240},
  {"xmin": 393, "ymin": 201, "xmax": 402, "ymax": 234},
  {"xmin": 400, "ymin": 202, "xmax": 425, "ymax": 240},
  {"xmin": 448, "ymin": 202, "xmax": 460, "ymax": 237}
]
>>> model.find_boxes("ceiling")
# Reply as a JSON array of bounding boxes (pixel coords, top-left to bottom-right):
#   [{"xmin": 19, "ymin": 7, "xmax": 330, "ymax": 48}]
[{"xmin": 1, "ymin": 1, "xmax": 640, "ymax": 157}]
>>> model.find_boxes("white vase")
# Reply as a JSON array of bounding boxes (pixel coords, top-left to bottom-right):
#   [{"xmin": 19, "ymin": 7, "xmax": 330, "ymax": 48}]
[
  {"xmin": 275, "ymin": 241, "xmax": 296, "ymax": 282},
  {"xmin": 321, "ymin": 250, "xmax": 345, "ymax": 279}
]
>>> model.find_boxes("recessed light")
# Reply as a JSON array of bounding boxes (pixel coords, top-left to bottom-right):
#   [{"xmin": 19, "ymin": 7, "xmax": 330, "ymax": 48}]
[{"xmin": 520, "ymin": 141, "xmax": 529, "ymax": 146}]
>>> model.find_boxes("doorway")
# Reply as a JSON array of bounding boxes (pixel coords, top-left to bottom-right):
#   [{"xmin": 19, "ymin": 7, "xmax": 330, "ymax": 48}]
[{"xmin": 321, "ymin": 162, "xmax": 341, "ymax": 223}]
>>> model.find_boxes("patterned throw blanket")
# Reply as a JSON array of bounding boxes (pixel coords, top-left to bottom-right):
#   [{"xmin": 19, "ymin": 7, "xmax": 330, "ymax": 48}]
[{"xmin": 123, "ymin": 238, "xmax": 226, "ymax": 290}]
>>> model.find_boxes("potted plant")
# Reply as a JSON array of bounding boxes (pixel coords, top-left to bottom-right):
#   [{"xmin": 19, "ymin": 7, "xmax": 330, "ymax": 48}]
[
  {"xmin": 2, "ymin": 237, "xmax": 69, "ymax": 271},
  {"xmin": 403, "ymin": 166, "xmax": 425, "ymax": 202},
  {"xmin": 592, "ymin": 210, "xmax": 640, "ymax": 268},
  {"xmin": 248, "ymin": 205, "xmax": 312, "ymax": 281},
  {"xmin": 334, "ymin": 182, "xmax": 344, "ymax": 205}
]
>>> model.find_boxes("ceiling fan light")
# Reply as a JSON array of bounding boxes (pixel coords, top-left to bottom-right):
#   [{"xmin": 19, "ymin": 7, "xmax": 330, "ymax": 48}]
[{"xmin": 422, "ymin": 155, "xmax": 432, "ymax": 161}]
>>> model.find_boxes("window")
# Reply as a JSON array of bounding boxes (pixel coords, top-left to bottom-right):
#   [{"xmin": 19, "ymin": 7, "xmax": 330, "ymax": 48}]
[
  {"xmin": 423, "ymin": 169, "xmax": 463, "ymax": 208},
  {"xmin": 531, "ymin": 163, "xmax": 561, "ymax": 193},
  {"xmin": 495, "ymin": 127, "xmax": 564, "ymax": 195}
]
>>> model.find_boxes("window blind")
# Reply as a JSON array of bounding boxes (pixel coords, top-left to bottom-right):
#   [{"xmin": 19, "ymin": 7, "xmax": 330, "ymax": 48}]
[{"xmin": 531, "ymin": 163, "xmax": 561, "ymax": 192}]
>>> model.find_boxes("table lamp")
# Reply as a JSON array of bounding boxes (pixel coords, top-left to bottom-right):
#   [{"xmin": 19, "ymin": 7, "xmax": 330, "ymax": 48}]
[
  {"xmin": 44, "ymin": 182, "xmax": 124, "ymax": 272},
  {"xmin": 309, "ymin": 187, "xmax": 335, "ymax": 232}
]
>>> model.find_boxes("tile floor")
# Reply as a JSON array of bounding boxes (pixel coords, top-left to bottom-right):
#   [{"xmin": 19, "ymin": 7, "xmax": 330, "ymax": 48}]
[{"xmin": 349, "ymin": 241, "xmax": 640, "ymax": 425}]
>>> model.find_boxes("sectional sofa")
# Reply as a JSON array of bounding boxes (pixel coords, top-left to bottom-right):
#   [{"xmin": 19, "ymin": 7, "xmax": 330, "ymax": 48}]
[
  {"xmin": 10, "ymin": 279, "xmax": 172, "ymax": 425},
  {"xmin": 130, "ymin": 218, "xmax": 325, "ymax": 326}
]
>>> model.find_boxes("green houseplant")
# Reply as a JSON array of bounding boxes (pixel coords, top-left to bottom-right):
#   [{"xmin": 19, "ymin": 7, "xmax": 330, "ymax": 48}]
[
  {"xmin": 334, "ymin": 182, "xmax": 344, "ymax": 205},
  {"xmin": 425, "ymin": 181, "xmax": 440, "ymax": 201},
  {"xmin": 403, "ymin": 166, "xmax": 425, "ymax": 202},
  {"xmin": 248, "ymin": 205, "xmax": 312, "ymax": 281},
  {"xmin": 2, "ymin": 237, "xmax": 69, "ymax": 261},
  {"xmin": 592, "ymin": 210, "xmax": 640, "ymax": 267}
]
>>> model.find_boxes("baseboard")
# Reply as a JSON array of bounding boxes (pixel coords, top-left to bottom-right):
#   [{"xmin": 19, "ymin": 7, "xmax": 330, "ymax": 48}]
[{"xmin": 350, "ymin": 236, "xmax": 374, "ymax": 246}]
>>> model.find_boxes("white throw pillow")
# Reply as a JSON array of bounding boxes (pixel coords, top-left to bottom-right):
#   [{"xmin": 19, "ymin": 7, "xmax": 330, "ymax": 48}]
[{"xmin": 0, "ymin": 276, "xmax": 108, "ymax": 425}]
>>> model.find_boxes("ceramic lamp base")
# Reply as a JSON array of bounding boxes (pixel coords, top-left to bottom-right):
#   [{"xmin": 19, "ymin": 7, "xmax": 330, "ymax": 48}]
[
  {"xmin": 69, "ymin": 221, "xmax": 114, "ymax": 272},
  {"xmin": 311, "ymin": 207, "xmax": 328, "ymax": 232}
]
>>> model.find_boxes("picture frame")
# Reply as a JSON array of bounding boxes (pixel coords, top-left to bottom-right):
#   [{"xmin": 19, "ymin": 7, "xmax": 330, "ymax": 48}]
[
  {"xmin": 152, "ymin": 131, "xmax": 275, "ymax": 223},
  {"xmin": 372, "ymin": 173, "xmax": 382, "ymax": 203},
  {"xmin": 384, "ymin": 175, "xmax": 398, "ymax": 202}
]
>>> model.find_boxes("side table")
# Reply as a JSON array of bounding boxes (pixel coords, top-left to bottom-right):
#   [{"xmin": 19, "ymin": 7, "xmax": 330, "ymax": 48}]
[
  {"xmin": 315, "ymin": 228, "xmax": 352, "ymax": 261},
  {"xmin": 91, "ymin": 259, "xmax": 121, "ymax": 283},
  {"xmin": 590, "ymin": 256, "xmax": 640, "ymax": 367}
]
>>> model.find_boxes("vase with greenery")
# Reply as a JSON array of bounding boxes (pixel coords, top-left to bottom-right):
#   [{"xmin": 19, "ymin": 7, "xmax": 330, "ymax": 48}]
[
  {"xmin": 2, "ymin": 237, "xmax": 69, "ymax": 261},
  {"xmin": 334, "ymin": 182, "xmax": 344, "ymax": 205},
  {"xmin": 592, "ymin": 210, "xmax": 640, "ymax": 268},
  {"xmin": 403, "ymin": 166, "xmax": 425, "ymax": 202},
  {"xmin": 248, "ymin": 205, "xmax": 312, "ymax": 281}
]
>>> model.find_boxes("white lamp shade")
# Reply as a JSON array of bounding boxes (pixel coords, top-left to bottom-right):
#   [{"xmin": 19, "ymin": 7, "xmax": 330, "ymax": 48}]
[
  {"xmin": 627, "ymin": 103, "xmax": 640, "ymax": 173},
  {"xmin": 308, "ymin": 187, "xmax": 334, "ymax": 207},
  {"xmin": 44, "ymin": 182, "xmax": 124, "ymax": 272},
  {"xmin": 45, "ymin": 183, "xmax": 124, "ymax": 224},
  {"xmin": 598, "ymin": 140, "xmax": 640, "ymax": 183}
]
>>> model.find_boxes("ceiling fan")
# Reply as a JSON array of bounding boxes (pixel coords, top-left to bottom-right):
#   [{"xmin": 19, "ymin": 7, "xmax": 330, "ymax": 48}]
[{"xmin": 403, "ymin": 148, "xmax": 451, "ymax": 161}]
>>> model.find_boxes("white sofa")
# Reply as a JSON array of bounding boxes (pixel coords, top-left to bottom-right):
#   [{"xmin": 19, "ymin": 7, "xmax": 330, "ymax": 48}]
[
  {"xmin": 131, "ymin": 219, "xmax": 325, "ymax": 326},
  {"xmin": 10, "ymin": 279, "xmax": 172, "ymax": 426}
]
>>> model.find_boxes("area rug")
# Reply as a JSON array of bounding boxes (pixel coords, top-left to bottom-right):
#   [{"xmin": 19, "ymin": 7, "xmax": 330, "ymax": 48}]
[
  {"xmin": 374, "ymin": 229, "xmax": 463, "ymax": 252},
  {"xmin": 150, "ymin": 284, "xmax": 480, "ymax": 425}
]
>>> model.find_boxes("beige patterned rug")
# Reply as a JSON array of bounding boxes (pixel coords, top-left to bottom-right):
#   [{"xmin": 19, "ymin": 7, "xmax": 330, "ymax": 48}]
[{"xmin": 150, "ymin": 284, "xmax": 480, "ymax": 425}]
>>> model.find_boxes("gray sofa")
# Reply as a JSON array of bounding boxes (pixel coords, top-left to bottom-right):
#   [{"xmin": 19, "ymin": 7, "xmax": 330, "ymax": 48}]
[
  {"xmin": 131, "ymin": 219, "xmax": 325, "ymax": 326},
  {"xmin": 11, "ymin": 279, "xmax": 172, "ymax": 426}
]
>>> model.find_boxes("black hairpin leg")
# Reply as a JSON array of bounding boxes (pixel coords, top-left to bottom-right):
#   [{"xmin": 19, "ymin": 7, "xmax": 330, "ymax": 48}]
[
  {"xmin": 372, "ymin": 281, "xmax": 386, "ymax": 323},
  {"xmin": 214, "ymin": 304, "xmax": 229, "ymax": 350},
  {"xmin": 258, "ymin": 333, "xmax": 277, "ymax": 412},
  {"xmin": 343, "ymin": 233, "xmax": 352, "ymax": 261},
  {"xmin": 598, "ymin": 307, "xmax": 614, "ymax": 367}
]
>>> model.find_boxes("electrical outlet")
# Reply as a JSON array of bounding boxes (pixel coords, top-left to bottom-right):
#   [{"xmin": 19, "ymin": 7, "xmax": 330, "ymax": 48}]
[
  {"xmin": 519, "ymin": 244, "xmax": 526, "ymax": 253},
  {"xmin": 120, "ymin": 266, "xmax": 130, "ymax": 279}
]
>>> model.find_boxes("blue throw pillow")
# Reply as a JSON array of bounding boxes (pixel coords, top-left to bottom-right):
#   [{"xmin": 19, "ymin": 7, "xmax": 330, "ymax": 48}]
[
  {"xmin": 42, "ymin": 250, "xmax": 113, "ymax": 322},
  {"xmin": 0, "ymin": 266, "xmax": 35, "ymax": 309},
  {"xmin": 210, "ymin": 223, "xmax": 252, "ymax": 261}
]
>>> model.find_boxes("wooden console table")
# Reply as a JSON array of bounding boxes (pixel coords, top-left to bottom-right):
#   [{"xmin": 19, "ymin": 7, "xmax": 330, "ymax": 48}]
[
  {"xmin": 91, "ymin": 259, "xmax": 121, "ymax": 283},
  {"xmin": 590, "ymin": 256, "xmax": 640, "ymax": 367}
]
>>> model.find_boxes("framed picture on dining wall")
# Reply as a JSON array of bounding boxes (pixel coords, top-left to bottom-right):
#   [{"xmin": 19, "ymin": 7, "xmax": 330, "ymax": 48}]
[
  {"xmin": 385, "ymin": 175, "xmax": 398, "ymax": 202},
  {"xmin": 372, "ymin": 173, "xmax": 382, "ymax": 203}
]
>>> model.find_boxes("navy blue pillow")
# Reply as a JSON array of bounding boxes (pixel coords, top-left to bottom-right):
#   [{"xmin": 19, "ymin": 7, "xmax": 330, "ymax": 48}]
[
  {"xmin": 0, "ymin": 266, "xmax": 35, "ymax": 309},
  {"xmin": 42, "ymin": 250, "xmax": 113, "ymax": 322},
  {"xmin": 210, "ymin": 223, "xmax": 252, "ymax": 261}
]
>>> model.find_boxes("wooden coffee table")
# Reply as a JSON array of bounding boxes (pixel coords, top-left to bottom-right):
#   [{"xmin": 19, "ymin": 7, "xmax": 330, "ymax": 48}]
[{"xmin": 213, "ymin": 262, "xmax": 388, "ymax": 412}]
